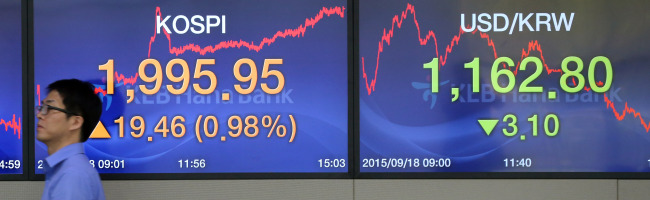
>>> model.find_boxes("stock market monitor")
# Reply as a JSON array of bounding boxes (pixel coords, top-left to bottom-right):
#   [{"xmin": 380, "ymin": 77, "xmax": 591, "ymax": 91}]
[
  {"xmin": 358, "ymin": 0, "xmax": 650, "ymax": 173},
  {"xmin": 34, "ymin": 0, "xmax": 349, "ymax": 174}
]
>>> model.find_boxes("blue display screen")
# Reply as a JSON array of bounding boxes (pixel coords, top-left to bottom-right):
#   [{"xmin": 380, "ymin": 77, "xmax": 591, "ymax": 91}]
[
  {"xmin": 0, "ymin": 0, "xmax": 23, "ymax": 175},
  {"xmin": 359, "ymin": 0, "xmax": 650, "ymax": 172},
  {"xmin": 34, "ymin": 0, "xmax": 348, "ymax": 174}
]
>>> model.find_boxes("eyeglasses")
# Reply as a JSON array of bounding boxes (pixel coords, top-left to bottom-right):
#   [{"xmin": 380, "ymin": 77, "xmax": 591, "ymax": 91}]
[{"xmin": 35, "ymin": 104, "xmax": 80, "ymax": 116}]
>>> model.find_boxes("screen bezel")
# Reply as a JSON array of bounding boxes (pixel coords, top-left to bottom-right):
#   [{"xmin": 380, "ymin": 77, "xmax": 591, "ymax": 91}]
[
  {"xmin": 26, "ymin": 0, "xmax": 355, "ymax": 180},
  {"xmin": 20, "ymin": 0, "xmax": 650, "ymax": 180},
  {"xmin": 0, "ymin": 0, "xmax": 30, "ymax": 181},
  {"xmin": 351, "ymin": 0, "xmax": 650, "ymax": 179}
]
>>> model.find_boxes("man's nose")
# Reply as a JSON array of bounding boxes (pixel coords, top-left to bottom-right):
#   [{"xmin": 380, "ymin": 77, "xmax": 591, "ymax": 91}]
[{"xmin": 36, "ymin": 111, "xmax": 44, "ymax": 120}]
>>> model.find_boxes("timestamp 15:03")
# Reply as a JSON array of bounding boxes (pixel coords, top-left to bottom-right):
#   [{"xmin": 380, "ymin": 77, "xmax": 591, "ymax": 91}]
[{"xmin": 318, "ymin": 159, "xmax": 346, "ymax": 168}]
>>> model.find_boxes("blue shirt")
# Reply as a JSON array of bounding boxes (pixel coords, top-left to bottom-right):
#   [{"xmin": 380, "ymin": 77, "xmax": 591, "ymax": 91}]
[{"xmin": 42, "ymin": 143, "xmax": 105, "ymax": 200}]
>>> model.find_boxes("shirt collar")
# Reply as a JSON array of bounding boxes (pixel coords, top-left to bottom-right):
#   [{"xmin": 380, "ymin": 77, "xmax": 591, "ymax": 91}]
[{"xmin": 44, "ymin": 143, "xmax": 85, "ymax": 168}]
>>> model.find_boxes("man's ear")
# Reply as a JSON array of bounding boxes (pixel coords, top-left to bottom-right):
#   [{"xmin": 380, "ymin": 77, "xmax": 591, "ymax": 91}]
[{"xmin": 68, "ymin": 115, "xmax": 84, "ymax": 133}]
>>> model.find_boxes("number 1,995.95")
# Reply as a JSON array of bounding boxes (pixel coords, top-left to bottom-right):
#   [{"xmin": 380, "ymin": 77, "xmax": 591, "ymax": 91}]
[{"xmin": 99, "ymin": 58, "xmax": 285, "ymax": 96}]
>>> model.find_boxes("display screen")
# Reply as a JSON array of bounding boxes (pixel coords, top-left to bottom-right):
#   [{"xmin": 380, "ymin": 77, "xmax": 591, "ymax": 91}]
[
  {"xmin": 0, "ymin": 0, "xmax": 23, "ymax": 175},
  {"xmin": 34, "ymin": 0, "xmax": 348, "ymax": 174},
  {"xmin": 359, "ymin": 0, "xmax": 650, "ymax": 172}
]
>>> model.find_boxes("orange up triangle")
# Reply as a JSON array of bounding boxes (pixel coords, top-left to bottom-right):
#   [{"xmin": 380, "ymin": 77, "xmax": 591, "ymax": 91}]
[{"xmin": 89, "ymin": 121, "xmax": 111, "ymax": 139}]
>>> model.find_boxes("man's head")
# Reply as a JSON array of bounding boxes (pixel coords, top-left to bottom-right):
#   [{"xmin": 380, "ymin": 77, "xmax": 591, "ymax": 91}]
[{"xmin": 36, "ymin": 79, "xmax": 102, "ymax": 146}]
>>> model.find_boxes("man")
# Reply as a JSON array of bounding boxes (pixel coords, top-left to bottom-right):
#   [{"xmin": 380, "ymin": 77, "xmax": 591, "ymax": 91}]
[{"xmin": 36, "ymin": 79, "xmax": 105, "ymax": 200}]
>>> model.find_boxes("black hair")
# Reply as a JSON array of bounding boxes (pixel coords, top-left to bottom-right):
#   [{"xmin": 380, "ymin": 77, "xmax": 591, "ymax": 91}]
[{"xmin": 47, "ymin": 79, "xmax": 103, "ymax": 142}]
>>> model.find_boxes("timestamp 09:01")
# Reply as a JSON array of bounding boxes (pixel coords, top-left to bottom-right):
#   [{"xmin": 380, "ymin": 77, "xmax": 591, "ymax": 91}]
[
  {"xmin": 362, "ymin": 158, "xmax": 452, "ymax": 169},
  {"xmin": 90, "ymin": 159, "xmax": 126, "ymax": 169},
  {"xmin": 36, "ymin": 159, "xmax": 126, "ymax": 170}
]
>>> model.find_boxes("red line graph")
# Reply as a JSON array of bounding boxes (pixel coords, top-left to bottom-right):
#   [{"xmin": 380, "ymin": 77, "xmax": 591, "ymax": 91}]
[
  {"xmin": 37, "ymin": 72, "xmax": 134, "ymax": 98},
  {"xmin": 514, "ymin": 40, "xmax": 561, "ymax": 76},
  {"xmin": 362, "ymin": 3, "xmax": 649, "ymax": 132},
  {"xmin": 37, "ymin": 84, "xmax": 41, "ymax": 106},
  {"xmin": 148, "ymin": 6, "xmax": 346, "ymax": 57},
  {"xmin": 116, "ymin": 71, "xmax": 138, "ymax": 86},
  {"xmin": 0, "ymin": 114, "xmax": 21, "ymax": 139},
  {"xmin": 38, "ymin": 84, "xmax": 109, "ymax": 98},
  {"xmin": 94, "ymin": 87, "xmax": 107, "ymax": 96},
  {"xmin": 583, "ymin": 81, "xmax": 604, "ymax": 92},
  {"xmin": 604, "ymin": 94, "xmax": 650, "ymax": 132},
  {"xmin": 361, "ymin": 3, "xmax": 563, "ymax": 95}
]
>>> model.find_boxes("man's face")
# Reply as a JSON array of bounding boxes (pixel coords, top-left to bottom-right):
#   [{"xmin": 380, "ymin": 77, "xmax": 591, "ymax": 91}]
[{"xmin": 36, "ymin": 91, "xmax": 73, "ymax": 144}]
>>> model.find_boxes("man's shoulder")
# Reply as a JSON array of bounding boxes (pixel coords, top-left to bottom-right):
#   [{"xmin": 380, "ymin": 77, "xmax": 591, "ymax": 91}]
[
  {"xmin": 58, "ymin": 153, "xmax": 97, "ymax": 176},
  {"xmin": 55, "ymin": 155, "xmax": 102, "ymax": 191},
  {"xmin": 48, "ymin": 167, "xmax": 105, "ymax": 200}
]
